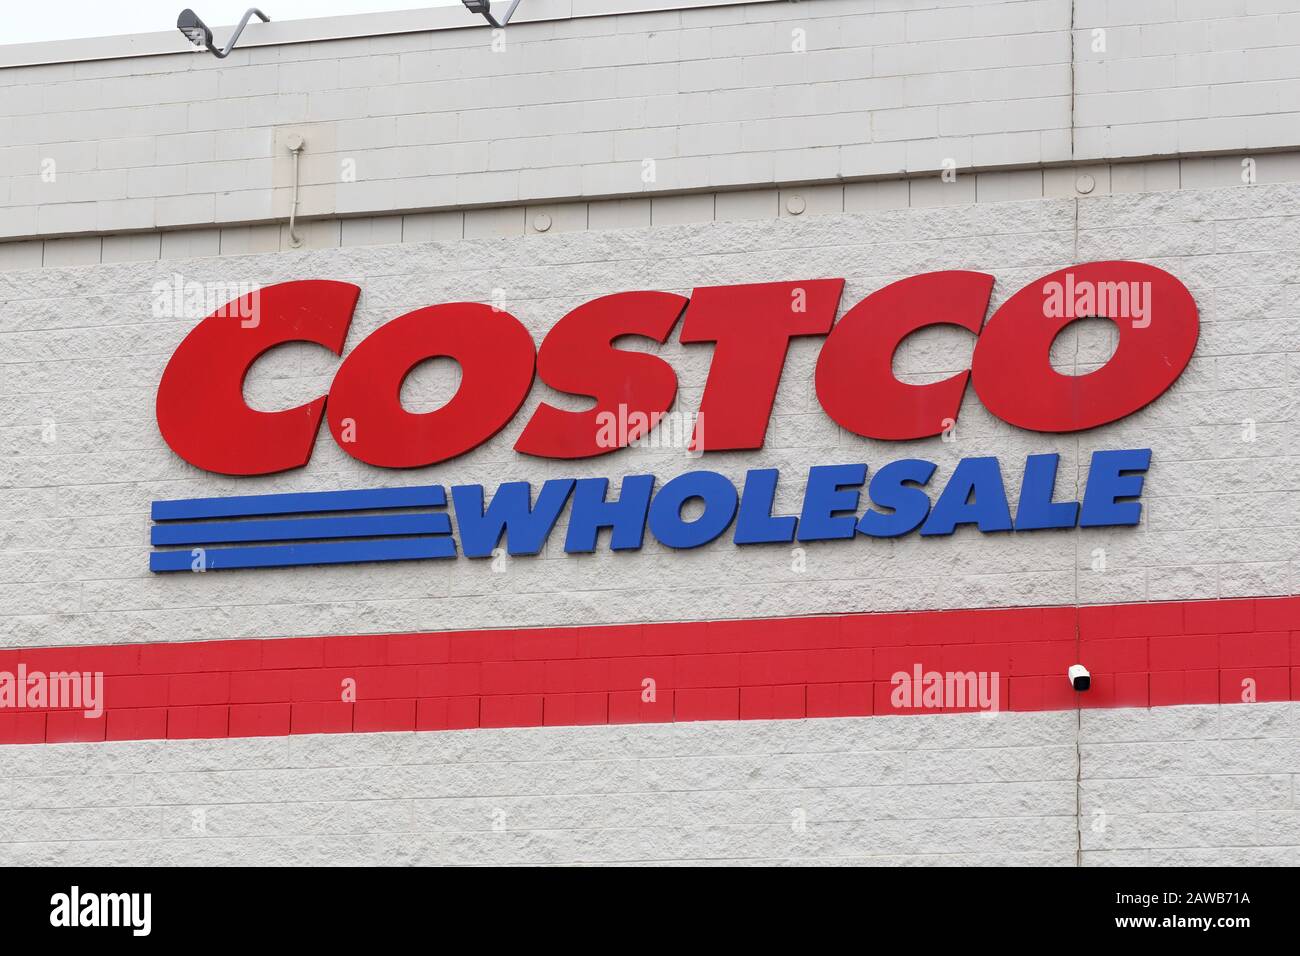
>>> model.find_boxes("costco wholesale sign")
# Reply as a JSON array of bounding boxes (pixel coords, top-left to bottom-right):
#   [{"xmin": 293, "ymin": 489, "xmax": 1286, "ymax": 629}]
[
  {"xmin": 9, "ymin": 0, "xmax": 1300, "ymax": 881},
  {"xmin": 149, "ymin": 261, "xmax": 1197, "ymax": 572}
]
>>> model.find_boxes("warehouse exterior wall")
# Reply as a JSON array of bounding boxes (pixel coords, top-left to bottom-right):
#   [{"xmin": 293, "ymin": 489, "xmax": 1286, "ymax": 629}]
[
  {"xmin": 2, "ymin": 183, "xmax": 1300, "ymax": 643},
  {"xmin": 0, "ymin": 0, "xmax": 1297, "ymax": 866},
  {"xmin": 3, "ymin": 0, "xmax": 1300, "ymax": 241},
  {"xmin": 0, "ymin": 181, "xmax": 1297, "ymax": 865},
  {"xmin": 0, "ymin": 703, "xmax": 1291, "ymax": 867}
]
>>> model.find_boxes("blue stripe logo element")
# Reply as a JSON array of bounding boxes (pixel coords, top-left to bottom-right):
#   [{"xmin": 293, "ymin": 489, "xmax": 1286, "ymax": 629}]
[{"xmin": 149, "ymin": 486, "xmax": 455, "ymax": 572}]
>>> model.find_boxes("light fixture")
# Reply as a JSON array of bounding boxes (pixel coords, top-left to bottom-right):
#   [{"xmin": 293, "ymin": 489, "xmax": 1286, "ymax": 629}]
[
  {"xmin": 461, "ymin": 0, "xmax": 525, "ymax": 28},
  {"xmin": 177, "ymin": 8, "xmax": 270, "ymax": 58}
]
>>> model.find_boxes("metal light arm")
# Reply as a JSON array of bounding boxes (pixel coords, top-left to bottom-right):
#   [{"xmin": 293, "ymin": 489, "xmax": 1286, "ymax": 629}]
[
  {"xmin": 177, "ymin": 8, "xmax": 270, "ymax": 59},
  {"xmin": 216, "ymin": 8, "xmax": 271, "ymax": 57},
  {"xmin": 474, "ymin": 0, "xmax": 525, "ymax": 28}
]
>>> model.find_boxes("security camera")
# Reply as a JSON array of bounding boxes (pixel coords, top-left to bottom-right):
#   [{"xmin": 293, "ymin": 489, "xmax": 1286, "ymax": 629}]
[
  {"xmin": 1068, "ymin": 664, "xmax": 1091, "ymax": 692},
  {"xmin": 176, "ymin": 9, "xmax": 213, "ymax": 49}
]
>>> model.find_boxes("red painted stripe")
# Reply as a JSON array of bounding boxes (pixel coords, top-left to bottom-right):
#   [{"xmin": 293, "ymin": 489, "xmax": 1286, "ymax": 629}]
[{"xmin": 0, "ymin": 596, "xmax": 1296, "ymax": 744}]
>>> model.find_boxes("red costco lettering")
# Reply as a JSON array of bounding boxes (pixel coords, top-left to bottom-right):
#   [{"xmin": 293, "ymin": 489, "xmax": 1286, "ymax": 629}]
[
  {"xmin": 156, "ymin": 279, "xmax": 359, "ymax": 476},
  {"xmin": 680, "ymin": 279, "xmax": 845, "ymax": 451},
  {"xmin": 970, "ymin": 261, "xmax": 1198, "ymax": 432},
  {"xmin": 326, "ymin": 302, "xmax": 535, "ymax": 468},
  {"xmin": 815, "ymin": 271, "xmax": 994, "ymax": 441},
  {"xmin": 515, "ymin": 290, "xmax": 688, "ymax": 459},
  {"xmin": 154, "ymin": 263, "xmax": 1199, "ymax": 475}
]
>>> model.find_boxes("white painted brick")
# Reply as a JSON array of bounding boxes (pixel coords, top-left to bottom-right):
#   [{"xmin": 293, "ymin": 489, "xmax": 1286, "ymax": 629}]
[
  {"xmin": 278, "ymin": 218, "xmax": 341, "ymax": 249},
  {"xmin": 35, "ymin": 200, "xmax": 97, "ymax": 234},
  {"xmin": 216, "ymin": 64, "xmax": 280, "ymax": 99},
  {"xmin": 714, "ymin": 188, "xmax": 778, "ymax": 221},
  {"xmin": 650, "ymin": 193, "xmax": 715, "ymax": 224},
  {"xmin": 214, "ymin": 188, "xmax": 275, "ymax": 224},
  {"xmin": 0, "ymin": 240, "xmax": 43, "ymax": 270},
  {"xmin": 525, "ymin": 203, "xmax": 589, "ymax": 234},
  {"xmin": 844, "ymin": 179, "xmax": 910, "ymax": 211},
  {"xmin": 969, "ymin": 129, "xmax": 1048, "ymax": 168},
  {"xmin": 101, "ymin": 233, "xmax": 162, "ymax": 264},
  {"xmin": 10, "ymin": 0, "xmax": 1290, "ymax": 239},
  {"xmin": 401, "ymin": 211, "xmax": 464, "ymax": 242},
  {"xmin": 1254, "ymin": 152, "xmax": 1300, "ymax": 184},
  {"xmin": 1181, "ymin": 155, "xmax": 1254, "ymax": 189},
  {"xmin": 1043, "ymin": 164, "xmax": 1113, "ymax": 198},
  {"xmin": 588, "ymin": 197, "xmax": 652, "ymax": 230},
  {"xmin": 96, "ymin": 136, "xmax": 156, "ymax": 170},
  {"xmin": 278, "ymin": 60, "xmax": 341, "ymax": 95},
  {"xmin": 155, "ymin": 194, "xmax": 216, "ymax": 228},
  {"xmin": 976, "ymin": 169, "xmax": 1044, "ymax": 203},
  {"xmin": 0, "ymin": 205, "xmax": 38, "ymax": 237},
  {"xmin": 159, "ymin": 229, "xmax": 221, "ymax": 260},
  {"xmin": 217, "ymin": 225, "xmax": 281, "ymax": 256},
  {"xmin": 908, "ymin": 175, "xmax": 977, "ymax": 207},
  {"xmin": 339, "ymin": 55, "xmax": 400, "ymax": 88},
  {"xmin": 464, "ymin": 206, "xmax": 527, "ymax": 238},
  {"xmin": 340, "ymin": 216, "xmax": 404, "ymax": 247},
  {"xmin": 778, "ymin": 185, "xmax": 843, "ymax": 218},
  {"xmin": 0, "ymin": 706, "xmax": 1289, "ymax": 864},
  {"xmin": 1109, "ymin": 159, "xmax": 1180, "ymax": 194},
  {"xmin": 6, "ymin": 181, "xmax": 1297, "ymax": 636},
  {"xmin": 40, "ymin": 236, "xmax": 101, "ymax": 267},
  {"xmin": 155, "ymin": 132, "xmax": 217, "ymax": 168}
]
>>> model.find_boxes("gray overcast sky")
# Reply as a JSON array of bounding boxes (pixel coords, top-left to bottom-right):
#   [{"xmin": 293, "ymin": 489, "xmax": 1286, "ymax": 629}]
[{"xmin": 2, "ymin": 0, "xmax": 464, "ymax": 46}]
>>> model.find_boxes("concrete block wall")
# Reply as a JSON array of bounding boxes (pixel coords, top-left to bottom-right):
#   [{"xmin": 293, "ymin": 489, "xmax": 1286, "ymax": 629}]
[
  {"xmin": 6, "ymin": 149, "xmax": 1300, "ymax": 269},
  {"xmin": 3, "ymin": 0, "xmax": 1300, "ymax": 240},
  {"xmin": 0, "ymin": 711, "xmax": 1085, "ymax": 866},
  {"xmin": 0, "ymin": 179, "xmax": 1298, "ymax": 863},
  {"xmin": 1, "ymin": 702, "xmax": 1295, "ymax": 865},
  {"xmin": 2, "ymin": 180, "xmax": 1300, "ymax": 647},
  {"xmin": 1080, "ymin": 703, "xmax": 1300, "ymax": 865},
  {"xmin": 1073, "ymin": 0, "xmax": 1300, "ymax": 161}
]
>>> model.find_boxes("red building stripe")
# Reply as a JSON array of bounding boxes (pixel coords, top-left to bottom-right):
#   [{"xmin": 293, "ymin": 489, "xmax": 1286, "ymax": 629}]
[{"xmin": 1, "ymin": 595, "xmax": 1297, "ymax": 744}]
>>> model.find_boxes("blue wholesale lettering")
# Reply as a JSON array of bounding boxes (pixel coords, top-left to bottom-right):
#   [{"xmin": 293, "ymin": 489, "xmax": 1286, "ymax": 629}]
[{"xmin": 149, "ymin": 449, "xmax": 1153, "ymax": 571}]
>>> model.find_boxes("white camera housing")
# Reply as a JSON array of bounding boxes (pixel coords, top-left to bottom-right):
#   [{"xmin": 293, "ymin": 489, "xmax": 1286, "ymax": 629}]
[{"xmin": 1068, "ymin": 664, "xmax": 1091, "ymax": 691}]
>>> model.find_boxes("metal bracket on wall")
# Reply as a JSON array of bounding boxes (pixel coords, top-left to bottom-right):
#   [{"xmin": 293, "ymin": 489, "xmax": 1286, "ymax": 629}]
[
  {"xmin": 286, "ymin": 133, "xmax": 305, "ymax": 248},
  {"xmin": 461, "ymin": 1, "xmax": 526, "ymax": 29},
  {"xmin": 176, "ymin": 8, "xmax": 270, "ymax": 58}
]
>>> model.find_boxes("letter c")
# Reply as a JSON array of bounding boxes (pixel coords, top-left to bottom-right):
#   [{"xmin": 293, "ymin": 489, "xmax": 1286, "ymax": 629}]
[
  {"xmin": 815, "ymin": 271, "xmax": 994, "ymax": 440},
  {"xmin": 156, "ymin": 279, "xmax": 360, "ymax": 476}
]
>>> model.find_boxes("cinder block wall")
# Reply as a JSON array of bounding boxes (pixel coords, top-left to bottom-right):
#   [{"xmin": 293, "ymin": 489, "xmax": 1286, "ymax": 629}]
[
  {"xmin": 3, "ymin": 0, "xmax": 1300, "ymax": 240},
  {"xmin": 0, "ymin": 183, "xmax": 1298, "ymax": 864},
  {"xmin": 1, "ymin": 703, "xmax": 1296, "ymax": 865},
  {"xmin": 3, "ymin": 185, "xmax": 1299, "ymax": 645}
]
